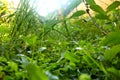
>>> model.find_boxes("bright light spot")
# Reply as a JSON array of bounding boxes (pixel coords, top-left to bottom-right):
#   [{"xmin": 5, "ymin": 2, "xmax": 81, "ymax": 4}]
[
  {"xmin": 39, "ymin": 47, "xmax": 47, "ymax": 52},
  {"xmin": 75, "ymin": 47, "xmax": 82, "ymax": 50},
  {"xmin": 7, "ymin": 0, "xmax": 20, "ymax": 8},
  {"xmin": 35, "ymin": 0, "xmax": 69, "ymax": 16},
  {"xmin": 7, "ymin": 0, "xmax": 69, "ymax": 17}
]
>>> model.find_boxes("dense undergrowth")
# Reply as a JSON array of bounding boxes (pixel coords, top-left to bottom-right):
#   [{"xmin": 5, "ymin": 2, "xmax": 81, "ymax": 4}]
[{"xmin": 0, "ymin": 0, "xmax": 120, "ymax": 80}]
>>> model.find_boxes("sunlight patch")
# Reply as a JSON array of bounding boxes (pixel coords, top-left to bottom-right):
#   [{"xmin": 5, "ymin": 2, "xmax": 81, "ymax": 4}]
[{"xmin": 7, "ymin": 0, "xmax": 69, "ymax": 17}]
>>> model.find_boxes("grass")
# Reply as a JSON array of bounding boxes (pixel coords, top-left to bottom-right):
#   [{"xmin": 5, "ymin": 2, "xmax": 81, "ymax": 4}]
[{"xmin": 0, "ymin": 0, "xmax": 120, "ymax": 80}]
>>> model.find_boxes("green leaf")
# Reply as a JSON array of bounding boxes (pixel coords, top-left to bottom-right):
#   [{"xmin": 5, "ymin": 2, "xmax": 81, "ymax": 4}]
[
  {"xmin": 79, "ymin": 74, "xmax": 91, "ymax": 80},
  {"xmin": 8, "ymin": 61, "xmax": 18, "ymax": 72},
  {"xmin": 70, "ymin": 10, "xmax": 86, "ymax": 18},
  {"xmin": 107, "ymin": 67, "xmax": 120, "ymax": 78},
  {"xmin": 26, "ymin": 63, "xmax": 48, "ymax": 80},
  {"xmin": 90, "ymin": 5, "xmax": 105, "ymax": 14},
  {"xmin": 22, "ymin": 35, "xmax": 38, "ymax": 46},
  {"xmin": 102, "ymin": 31, "xmax": 120, "ymax": 46},
  {"xmin": 107, "ymin": 1, "xmax": 120, "ymax": 12},
  {"xmin": 104, "ymin": 44, "xmax": 120, "ymax": 61},
  {"xmin": 69, "ymin": 62, "xmax": 76, "ymax": 68},
  {"xmin": 95, "ymin": 14, "xmax": 109, "ymax": 20},
  {"xmin": 0, "ymin": 57, "xmax": 7, "ymax": 62},
  {"xmin": 65, "ymin": 51, "xmax": 79, "ymax": 63},
  {"xmin": 0, "ymin": 24, "xmax": 10, "ymax": 34},
  {"xmin": 83, "ymin": 55, "xmax": 93, "ymax": 66},
  {"xmin": 85, "ymin": 0, "xmax": 96, "ymax": 5}
]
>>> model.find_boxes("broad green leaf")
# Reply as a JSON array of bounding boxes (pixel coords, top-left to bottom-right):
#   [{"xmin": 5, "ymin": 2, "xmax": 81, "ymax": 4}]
[
  {"xmin": 0, "ymin": 66, "xmax": 3, "ymax": 72},
  {"xmin": 104, "ymin": 44, "xmax": 120, "ymax": 61},
  {"xmin": 26, "ymin": 63, "xmax": 48, "ymax": 80},
  {"xmin": 107, "ymin": 1, "xmax": 120, "ymax": 12},
  {"xmin": 0, "ymin": 24, "xmax": 10, "ymax": 34},
  {"xmin": 70, "ymin": 10, "xmax": 86, "ymax": 18},
  {"xmin": 95, "ymin": 14, "xmax": 109, "ymax": 20},
  {"xmin": 107, "ymin": 67, "xmax": 120, "ymax": 78},
  {"xmin": 83, "ymin": 55, "xmax": 93, "ymax": 66},
  {"xmin": 8, "ymin": 61, "xmax": 18, "ymax": 72},
  {"xmin": 90, "ymin": 5, "xmax": 105, "ymax": 14},
  {"xmin": 0, "ymin": 57, "xmax": 7, "ymax": 62},
  {"xmin": 85, "ymin": 0, "xmax": 96, "ymax": 5},
  {"xmin": 79, "ymin": 74, "xmax": 91, "ymax": 80},
  {"xmin": 22, "ymin": 35, "xmax": 37, "ymax": 46},
  {"xmin": 69, "ymin": 62, "xmax": 76, "ymax": 68},
  {"xmin": 102, "ymin": 31, "xmax": 120, "ymax": 46},
  {"xmin": 65, "ymin": 51, "xmax": 79, "ymax": 63}
]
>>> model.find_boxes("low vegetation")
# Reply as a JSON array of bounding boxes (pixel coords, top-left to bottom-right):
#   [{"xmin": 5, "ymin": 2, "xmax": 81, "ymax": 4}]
[{"xmin": 0, "ymin": 0, "xmax": 120, "ymax": 80}]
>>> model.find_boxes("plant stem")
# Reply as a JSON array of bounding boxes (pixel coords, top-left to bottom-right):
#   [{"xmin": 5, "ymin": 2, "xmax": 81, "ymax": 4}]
[{"xmin": 83, "ymin": 0, "xmax": 107, "ymax": 35}]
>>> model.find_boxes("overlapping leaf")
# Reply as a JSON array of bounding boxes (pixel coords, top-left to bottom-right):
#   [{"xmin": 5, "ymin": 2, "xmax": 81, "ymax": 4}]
[
  {"xmin": 26, "ymin": 63, "xmax": 48, "ymax": 80},
  {"xmin": 85, "ymin": 0, "xmax": 96, "ymax": 5},
  {"xmin": 90, "ymin": 5, "xmax": 105, "ymax": 14},
  {"xmin": 102, "ymin": 31, "xmax": 120, "ymax": 46},
  {"xmin": 104, "ymin": 44, "xmax": 120, "ymax": 61},
  {"xmin": 70, "ymin": 10, "xmax": 86, "ymax": 18},
  {"xmin": 107, "ymin": 1, "xmax": 120, "ymax": 12}
]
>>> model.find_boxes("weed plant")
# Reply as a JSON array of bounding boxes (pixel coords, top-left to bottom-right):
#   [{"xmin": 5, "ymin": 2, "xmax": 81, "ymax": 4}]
[{"xmin": 0, "ymin": 0, "xmax": 120, "ymax": 80}]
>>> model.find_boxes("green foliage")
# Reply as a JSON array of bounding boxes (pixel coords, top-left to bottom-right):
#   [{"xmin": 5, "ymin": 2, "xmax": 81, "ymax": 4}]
[
  {"xmin": 104, "ymin": 44, "xmax": 120, "ymax": 61},
  {"xmin": 85, "ymin": 0, "xmax": 96, "ymax": 5},
  {"xmin": 70, "ymin": 10, "xmax": 86, "ymax": 18},
  {"xmin": 90, "ymin": 4, "xmax": 105, "ymax": 14},
  {"xmin": 107, "ymin": 67, "xmax": 120, "ymax": 78},
  {"xmin": 0, "ymin": 0, "xmax": 120, "ymax": 80},
  {"xmin": 106, "ymin": 1, "xmax": 120, "ymax": 12},
  {"xmin": 95, "ymin": 13, "xmax": 109, "ymax": 20},
  {"xmin": 65, "ymin": 51, "xmax": 79, "ymax": 63},
  {"xmin": 0, "ymin": 0, "xmax": 8, "ymax": 23},
  {"xmin": 102, "ymin": 31, "xmax": 120, "ymax": 46},
  {"xmin": 11, "ymin": 0, "xmax": 42, "ymax": 38},
  {"xmin": 22, "ymin": 35, "xmax": 38, "ymax": 46},
  {"xmin": 26, "ymin": 63, "xmax": 48, "ymax": 80},
  {"xmin": 79, "ymin": 74, "xmax": 91, "ymax": 80}
]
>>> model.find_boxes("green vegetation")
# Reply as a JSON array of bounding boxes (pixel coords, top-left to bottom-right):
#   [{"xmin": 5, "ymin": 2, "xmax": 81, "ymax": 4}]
[{"xmin": 0, "ymin": 0, "xmax": 120, "ymax": 80}]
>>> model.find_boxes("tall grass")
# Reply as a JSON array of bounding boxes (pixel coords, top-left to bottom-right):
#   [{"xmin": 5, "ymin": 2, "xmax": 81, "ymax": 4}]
[
  {"xmin": 11, "ymin": 0, "xmax": 42, "ymax": 38},
  {"xmin": 1, "ymin": 0, "xmax": 120, "ymax": 80}
]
